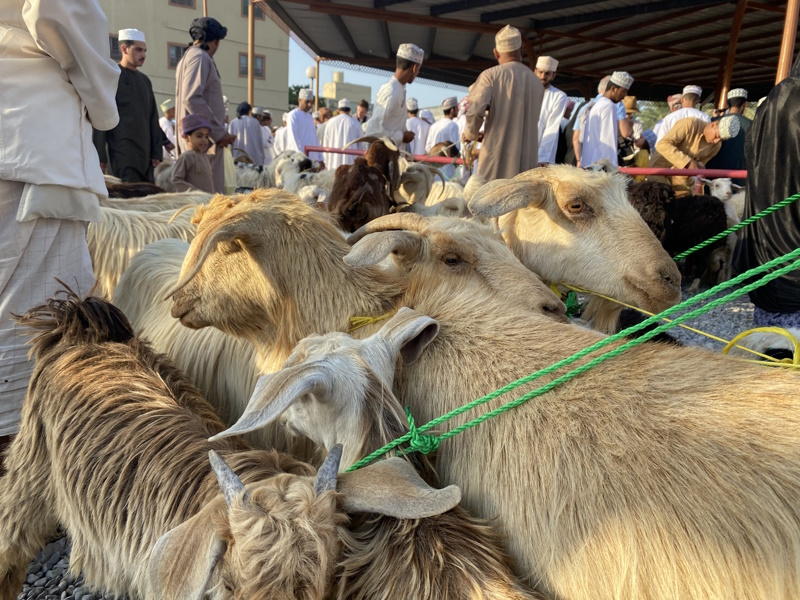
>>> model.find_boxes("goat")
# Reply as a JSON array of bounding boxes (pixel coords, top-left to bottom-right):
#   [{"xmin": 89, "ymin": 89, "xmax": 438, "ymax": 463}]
[
  {"xmin": 235, "ymin": 150, "xmax": 313, "ymax": 189},
  {"xmin": 468, "ymin": 165, "xmax": 682, "ymax": 333},
  {"xmin": 340, "ymin": 216, "xmax": 800, "ymax": 600},
  {"xmin": 326, "ymin": 158, "xmax": 393, "ymax": 233},
  {"xmin": 88, "ymin": 206, "xmax": 196, "ymax": 298},
  {"xmin": 393, "ymin": 162, "xmax": 446, "ymax": 206},
  {"xmin": 99, "ymin": 190, "xmax": 212, "ymax": 212},
  {"xmin": 153, "ymin": 160, "xmax": 176, "ymax": 192},
  {"xmin": 0, "ymin": 291, "xmax": 460, "ymax": 600},
  {"xmin": 211, "ymin": 307, "xmax": 545, "ymax": 599}
]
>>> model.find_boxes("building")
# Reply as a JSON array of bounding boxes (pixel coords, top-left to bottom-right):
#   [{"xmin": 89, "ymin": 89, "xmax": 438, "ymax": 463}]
[
  {"xmin": 321, "ymin": 71, "xmax": 371, "ymax": 109},
  {"xmin": 99, "ymin": 0, "xmax": 289, "ymax": 122}
]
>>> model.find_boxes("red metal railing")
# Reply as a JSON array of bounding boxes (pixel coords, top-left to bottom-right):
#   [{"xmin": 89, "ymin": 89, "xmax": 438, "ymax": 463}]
[{"xmin": 304, "ymin": 146, "xmax": 747, "ymax": 179}]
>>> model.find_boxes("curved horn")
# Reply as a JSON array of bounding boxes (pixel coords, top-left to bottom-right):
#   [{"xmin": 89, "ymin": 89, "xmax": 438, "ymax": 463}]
[
  {"xmin": 344, "ymin": 230, "xmax": 424, "ymax": 268},
  {"xmin": 167, "ymin": 204, "xmax": 195, "ymax": 224},
  {"xmin": 425, "ymin": 165, "xmax": 447, "ymax": 198},
  {"xmin": 346, "ymin": 212, "xmax": 427, "ymax": 245},
  {"xmin": 209, "ymin": 450, "xmax": 248, "ymax": 507},
  {"xmin": 343, "ymin": 136, "xmax": 382, "ymax": 150},
  {"xmin": 314, "ymin": 444, "xmax": 343, "ymax": 494}
]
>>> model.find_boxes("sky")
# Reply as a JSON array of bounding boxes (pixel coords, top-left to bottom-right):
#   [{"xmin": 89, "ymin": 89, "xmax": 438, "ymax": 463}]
[{"xmin": 287, "ymin": 39, "xmax": 468, "ymax": 109}]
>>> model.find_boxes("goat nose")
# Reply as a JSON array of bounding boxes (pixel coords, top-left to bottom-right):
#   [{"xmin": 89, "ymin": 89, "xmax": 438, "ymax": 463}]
[{"xmin": 659, "ymin": 265, "xmax": 681, "ymax": 288}]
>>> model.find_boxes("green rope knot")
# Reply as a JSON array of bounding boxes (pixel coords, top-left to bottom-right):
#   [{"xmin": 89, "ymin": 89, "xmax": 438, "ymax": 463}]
[
  {"xmin": 565, "ymin": 291, "xmax": 583, "ymax": 317},
  {"xmin": 405, "ymin": 407, "xmax": 439, "ymax": 454}
]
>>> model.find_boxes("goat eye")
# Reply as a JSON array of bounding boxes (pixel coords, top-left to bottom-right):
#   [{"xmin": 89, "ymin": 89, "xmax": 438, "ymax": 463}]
[
  {"xmin": 566, "ymin": 199, "xmax": 585, "ymax": 214},
  {"xmin": 442, "ymin": 253, "xmax": 462, "ymax": 266}
]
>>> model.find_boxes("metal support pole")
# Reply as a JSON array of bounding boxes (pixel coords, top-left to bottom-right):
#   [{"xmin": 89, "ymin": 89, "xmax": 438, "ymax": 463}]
[
  {"xmin": 203, "ymin": 0, "xmax": 208, "ymax": 17},
  {"xmin": 776, "ymin": 0, "xmax": 800, "ymax": 83},
  {"xmin": 315, "ymin": 57, "xmax": 320, "ymax": 111},
  {"xmin": 718, "ymin": 0, "xmax": 749, "ymax": 109},
  {"xmin": 248, "ymin": 0, "xmax": 255, "ymax": 106}
]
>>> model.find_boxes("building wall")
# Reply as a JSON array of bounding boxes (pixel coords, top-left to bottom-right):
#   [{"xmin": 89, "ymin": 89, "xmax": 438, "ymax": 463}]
[
  {"xmin": 98, "ymin": 0, "xmax": 289, "ymax": 122},
  {"xmin": 321, "ymin": 82, "xmax": 371, "ymax": 107}
]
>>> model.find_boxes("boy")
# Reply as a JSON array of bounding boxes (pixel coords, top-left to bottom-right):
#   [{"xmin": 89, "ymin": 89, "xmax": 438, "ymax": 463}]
[{"xmin": 172, "ymin": 114, "xmax": 214, "ymax": 193}]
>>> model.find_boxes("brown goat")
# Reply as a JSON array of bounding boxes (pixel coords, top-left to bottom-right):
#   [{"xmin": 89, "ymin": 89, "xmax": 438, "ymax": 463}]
[
  {"xmin": 326, "ymin": 158, "xmax": 392, "ymax": 233},
  {"xmin": 0, "ymin": 292, "xmax": 460, "ymax": 600}
]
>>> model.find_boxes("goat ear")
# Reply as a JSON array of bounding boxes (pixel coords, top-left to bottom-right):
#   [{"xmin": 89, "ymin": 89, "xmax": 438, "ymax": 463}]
[
  {"xmin": 149, "ymin": 503, "xmax": 227, "ymax": 600},
  {"xmin": 162, "ymin": 224, "xmax": 242, "ymax": 300},
  {"xmin": 467, "ymin": 178, "xmax": 550, "ymax": 217},
  {"xmin": 337, "ymin": 457, "xmax": 461, "ymax": 518},
  {"xmin": 378, "ymin": 307, "xmax": 439, "ymax": 366},
  {"xmin": 344, "ymin": 230, "xmax": 423, "ymax": 268},
  {"xmin": 208, "ymin": 363, "xmax": 332, "ymax": 441}
]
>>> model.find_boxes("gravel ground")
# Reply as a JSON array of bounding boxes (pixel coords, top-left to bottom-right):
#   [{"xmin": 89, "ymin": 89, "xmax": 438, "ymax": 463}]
[{"xmin": 16, "ymin": 286, "xmax": 758, "ymax": 600}]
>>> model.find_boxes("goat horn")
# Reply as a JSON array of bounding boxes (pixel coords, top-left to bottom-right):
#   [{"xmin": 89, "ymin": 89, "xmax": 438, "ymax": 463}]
[
  {"xmin": 167, "ymin": 204, "xmax": 194, "ymax": 224},
  {"xmin": 424, "ymin": 165, "xmax": 447, "ymax": 199},
  {"xmin": 314, "ymin": 444, "xmax": 343, "ymax": 495},
  {"xmin": 347, "ymin": 212, "xmax": 427, "ymax": 245},
  {"xmin": 209, "ymin": 450, "xmax": 248, "ymax": 507},
  {"xmin": 343, "ymin": 136, "xmax": 382, "ymax": 150}
]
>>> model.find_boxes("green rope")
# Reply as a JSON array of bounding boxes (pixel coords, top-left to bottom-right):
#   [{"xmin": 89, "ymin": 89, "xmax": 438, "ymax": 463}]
[
  {"xmin": 672, "ymin": 191, "xmax": 800, "ymax": 261},
  {"xmin": 347, "ymin": 245, "xmax": 800, "ymax": 472}
]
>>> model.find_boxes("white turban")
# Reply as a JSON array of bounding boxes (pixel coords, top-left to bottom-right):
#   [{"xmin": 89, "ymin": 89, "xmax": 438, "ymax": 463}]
[
  {"xmin": 718, "ymin": 115, "xmax": 741, "ymax": 140},
  {"xmin": 338, "ymin": 98, "xmax": 351, "ymax": 109},
  {"xmin": 610, "ymin": 71, "xmax": 634, "ymax": 90},
  {"xmin": 495, "ymin": 25, "xmax": 521, "ymax": 52},
  {"xmin": 299, "ymin": 89, "xmax": 314, "ymax": 100},
  {"xmin": 535, "ymin": 56, "xmax": 558, "ymax": 72},
  {"xmin": 406, "ymin": 97, "xmax": 419, "ymax": 111},
  {"xmin": 683, "ymin": 85, "xmax": 702, "ymax": 97},
  {"xmin": 727, "ymin": 88, "xmax": 748, "ymax": 100},
  {"xmin": 419, "ymin": 109, "xmax": 434, "ymax": 124},
  {"xmin": 118, "ymin": 28, "xmax": 145, "ymax": 43},
  {"xmin": 397, "ymin": 43, "xmax": 424, "ymax": 64}
]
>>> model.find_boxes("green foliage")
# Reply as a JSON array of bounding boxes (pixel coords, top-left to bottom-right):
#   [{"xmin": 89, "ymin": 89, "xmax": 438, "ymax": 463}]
[
  {"xmin": 637, "ymin": 101, "xmax": 670, "ymax": 130},
  {"xmin": 288, "ymin": 84, "xmax": 305, "ymax": 107}
]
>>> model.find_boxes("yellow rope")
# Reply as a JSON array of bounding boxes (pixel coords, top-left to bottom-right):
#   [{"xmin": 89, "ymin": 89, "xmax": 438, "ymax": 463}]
[
  {"xmin": 721, "ymin": 327, "xmax": 800, "ymax": 365},
  {"xmin": 348, "ymin": 311, "xmax": 396, "ymax": 333},
  {"xmin": 557, "ymin": 282, "xmax": 791, "ymax": 365}
]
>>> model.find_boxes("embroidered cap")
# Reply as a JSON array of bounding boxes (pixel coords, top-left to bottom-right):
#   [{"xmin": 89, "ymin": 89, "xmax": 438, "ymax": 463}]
[
  {"xmin": 495, "ymin": 25, "xmax": 521, "ymax": 52},
  {"xmin": 442, "ymin": 96, "xmax": 458, "ymax": 110},
  {"xmin": 727, "ymin": 88, "xmax": 748, "ymax": 100},
  {"xmin": 609, "ymin": 71, "xmax": 634, "ymax": 90},
  {"xmin": 397, "ymin": 43, "xmax": 424, "ymax": 64},
  {"xmin": 406, "ymin": 97, "xmax": 419, "ymax": 111},
  {"xmin": 683, "ymin": 85, "xmax": 703, "ymax": 97},
  {"xmin": 535, "ymin": 56, "xmax": 558, "ymax": 72},
  {"xmin": 299, "ymin": 88, "xmax": 314, "ymax": 100},
  {"xmin": 717, "ymin": 115, "xmax": 741, "ymax": 140}
]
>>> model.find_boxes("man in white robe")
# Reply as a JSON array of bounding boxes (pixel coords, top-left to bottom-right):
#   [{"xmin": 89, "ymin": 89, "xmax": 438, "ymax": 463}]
[
  {"xmin": 653, "ymin": 93, "xmax": 682, "ymax": 139},
  {"xmin": 228, "ymin": 101, "xmax": 265, "ymax": 164},
  {"xmin": 366, "ymin": 43, "xmax": 424, "ymax": 148},
  {"xmin": 159, "ymin": 98, "xmax": 176, "ymax": 159},
  {"xmin": 405, "ymin": 98, "xmax": 430, "ymax": 156},
  {"xmin": 534, "ymin": 56, "xmax": 568, "ymax": 164},
  {"xmin": 273, "ymin": 112, "xmax": 288, "ymax": 154},
  {"xmin": 656, "ymin": 85, "xmax": 710, "ymax": 142},
  {"xmin": 252, "ymin": 106, "xmax": 275, "ymax": 165},
  {"xmin": 582, "ymin": 71, "xmax": 633, "ymax": 168},
  {"xmin": 323, "ymin": 98, "xmax": 363, "ymax": 170},
  {"xmin": 426, "ymin": 97, "xmax": 460, "ymax": 178},
  {"xmin": 286, "ymin": 88, "xmax": 321, "ymax": 161}
]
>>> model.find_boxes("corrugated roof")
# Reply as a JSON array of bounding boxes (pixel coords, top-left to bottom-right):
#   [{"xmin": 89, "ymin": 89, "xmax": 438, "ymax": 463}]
[{"xmin": 256, "ymin": 0, "xmax": 797, "ymax": 100}]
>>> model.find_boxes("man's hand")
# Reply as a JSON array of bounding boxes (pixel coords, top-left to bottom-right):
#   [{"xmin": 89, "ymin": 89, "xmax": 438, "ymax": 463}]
[
  {"xmin": 216, "ymin": 133, "xmax": 237, "ymax": 148},
  {"xmin": 687, "ymin": 160, "xmax": 704, "ymax": 170},
  {"xmin": 152, "ymin": 159, "xmax": 161, "ymax": 168},
  {"xmin": 402, "ymin": 131, "xmax": 415, "ymax": 144}
]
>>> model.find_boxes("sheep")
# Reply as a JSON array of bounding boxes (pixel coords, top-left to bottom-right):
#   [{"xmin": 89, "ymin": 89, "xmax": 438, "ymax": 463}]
[
  {"xmin": 468, "ymin": 165, "xmax": 682, "ymax": 333},
  {"xmin": 88, "ymin": 205, "xmax": 196, "ymax": 298},
  {"xmin": 339, "ymin": 216, "xmax": 800, "ymax": 599},
  {"xmin": 161, "ymin": 197, "xmax": 800, "ymax": 597},
  {"xmin": 212, "ymin": 307, "xmax": 544, "ymax": 600},
  {"xmin": 0, "ymin": 291, "xmax": 461, "ymax": 600},
  {"xmin": 701, "ymin": 176, "xmax": 745, "ymax": 220}
]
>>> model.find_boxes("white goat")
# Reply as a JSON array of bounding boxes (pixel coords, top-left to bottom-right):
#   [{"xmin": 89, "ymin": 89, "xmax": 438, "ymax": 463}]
[
  {"xmin": 468, "ymin": 165, "xmax": 682, "ymax": 333},
  {"xmin": 99, "ymin": 190, "xmax": 212, "ymax": 212},
  {"xmin": 702, "ymin": 176, "xmax": 746, "ymax": 220},
  {"xmin": 212, "ymin": 308, "xmax": 544, "ymax": 599},
  {"xmin": 88, "ymin": 206, "xmax": 196, "ymax": 298}
]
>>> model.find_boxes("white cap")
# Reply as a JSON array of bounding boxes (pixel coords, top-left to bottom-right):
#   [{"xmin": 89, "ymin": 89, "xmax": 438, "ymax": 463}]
[
  {"xmin": 397, "ymin": 43, "xmax": 424, "ymax": 64},
  {"xmin": 718, "ymin": 115, "xmax": 741, "ymax": 140},
  {"xmin": 535, "ymin": 56, "xmax": 558, "ymax": 72},
  {"xmin": 442, "ymin": 96, "xmax": 458, "ymax": 110},
  {"xmin": 251, "ymin": 106, "xmax": 265, "ymax": 115},
  {"xmin": 727, "ymin": 88, "xmax": 748, "ymax": 100},
  {"xmin": 312, "ymin": 110, "xmax": 319, "ymax": 119},
  {"xmin": 338, "ymin": 98, "xmax": 350, "ymax": 109},
  {"xmin": 495, "ymin": 25, "xmax": 521, "ymax": 52},
  {"xmin": 118, "ymin": 28, "xmax": 146, "ymax": 43},
  {"xmin": 406, "ymin": 97, "xmax": 419, "ymax": 111},
  {"xmin": 683, "ymin": 85, "xmax": 702, "ymax": 97},
  {"xmin": 299, "ymin": 88, "xmax": 314, "ymax": 100},
  {"xmin": 223, "ymin": 95, "xmax": 229, "ymax": 106},
  {"xmin": 419, "ymin": 109, "xmax": 434, "ymax": 124},
  {"xmin": 609, "ymin": 71, "xmax": 634, "ymax": 90},
  {"xmin": 282, "ymin": 112, "xmax": 288, "ymax": 124}
]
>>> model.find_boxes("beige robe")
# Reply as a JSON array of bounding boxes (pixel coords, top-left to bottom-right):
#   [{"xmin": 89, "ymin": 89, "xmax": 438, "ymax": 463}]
[
  {"xmin": 465, "ymin": 61, "xmax": 544, "ymax": 180},
  {"xmin": 175, "ymin": 46, "xmax": 227, "ymax": 193},
  {"xmin": 650, "ymin": 118, "xmax": 721, "ymax": 195}
]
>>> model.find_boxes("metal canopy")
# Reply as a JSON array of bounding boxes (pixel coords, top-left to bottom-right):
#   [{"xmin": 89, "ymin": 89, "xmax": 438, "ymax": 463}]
[{"xmin": 255, "ymin": 0, "xmax": 797, "ymax": 100}]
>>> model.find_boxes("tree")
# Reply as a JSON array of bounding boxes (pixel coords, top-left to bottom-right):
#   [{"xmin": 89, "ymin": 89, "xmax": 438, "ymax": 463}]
[{"xmin": 288, "ymin": 84, "xmax": 306, "ymax": 107}]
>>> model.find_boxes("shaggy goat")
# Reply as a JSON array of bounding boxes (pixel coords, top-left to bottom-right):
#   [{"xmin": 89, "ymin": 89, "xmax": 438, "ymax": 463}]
[
  {"xmin": 326, "ymin": 158, "xmax": 393, "ymax": 233},
  {"xmin": 236, "ymin": 150, "xmax": 313, "ymax": 189},
  {"xmin": 212, "ymin": 307, "xmax": 545, "ymax": 599},
  {"xmin": 468, "ymin": 165, "xmax": 682, "ymax": 333},
  {"xmin": 0, "ymin": 292, "xmax": 460, "ymax": 600},
  {"xmin": 88, "ymin": 205, "xmax": 196, "ymax": 298},
  {"xmin": 340, "ymin": 217, "xmax": 800, "ymax": 599},
  {"xmin": 99, "ymin": 190, "xmax": 212, "ymax": 212}
]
